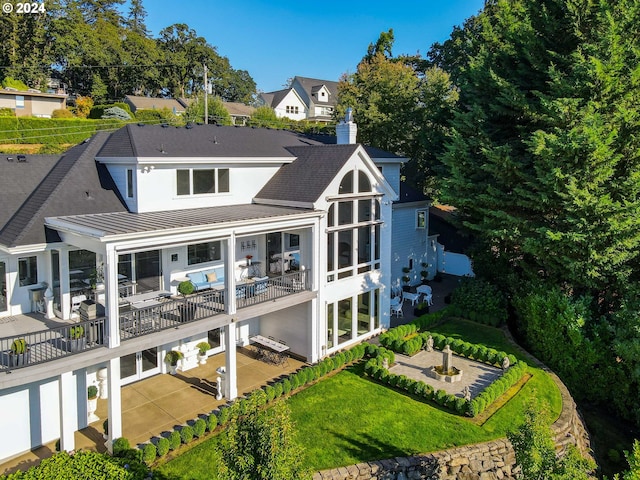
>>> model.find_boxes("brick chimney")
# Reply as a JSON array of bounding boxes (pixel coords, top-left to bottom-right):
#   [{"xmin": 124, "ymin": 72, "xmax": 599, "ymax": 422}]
[{"xmin": 336, "ymin": 107, "xmax": 357, "ymax": 145}]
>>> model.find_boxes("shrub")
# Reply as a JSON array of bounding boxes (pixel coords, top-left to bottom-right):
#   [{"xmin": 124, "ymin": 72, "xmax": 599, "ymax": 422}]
[
  {"xmin": 434, "ymin": 389, "xmax": 448, "ymax": 406},
  {"xmin": 450, "ymin": 278, "xmax": 507, "ymax": 326},
  {"xmin": 273, "ymin": 382, "xmax": 284, "ymax": 398},
  {"xmin": 180, "ymin": 425, "xmax": 194, "ymax": 444},
  {"xmin": 193, "ymin": 418, "xmax": 206, "ymax": 438},
  {"xmin": 112, "ymin": 437, "xmax": 130, "ymax": 456},
  {"xmin": 265, "ymin": 385, "xmax": 275, "ymax": 402},
  {"xmin": 207, "ymin": 412, "xmax": 218, "ymax": 432},
  {"xmin": 142, "ymin": 443, "xmax": 156, "ymax": 464},
  {"xmin": 0, "ymin": 107, "xmax": 15, "ymax": 117},
  {"xmin": 168, "ymin": 430, "xmax": 181, "ymax": 450},
  {"xmin": 289, "ymin": 373, "xmax": 300, "ymax": 390},
  {"xmin": 282, "ymin": 378, "xmax": 292, "ymax": 395},
  {"xmin": 52, "ymin": 108, "xmax": 74, "ymax": 118},
  {"xmin": 156, "ymin": 437, "xmax": 170, "ymax": 456}
]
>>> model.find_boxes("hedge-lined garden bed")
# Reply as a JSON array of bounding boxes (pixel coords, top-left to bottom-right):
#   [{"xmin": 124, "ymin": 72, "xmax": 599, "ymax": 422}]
[{"xmin": 370, "ymin": 320, "xmax": 527, "ymax": 418}]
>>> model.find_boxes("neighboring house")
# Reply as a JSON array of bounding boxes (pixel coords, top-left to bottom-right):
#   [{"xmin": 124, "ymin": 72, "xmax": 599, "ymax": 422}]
[
  {"xmin": 259, "ymin": 76, "xmax": 338, "ymax": 122},
  {"xmin": 124, "ymin": 95, "xmax": 186, "ymax": 115},
  {"xmin": 0, "ymin": 88, "xmax": 67, "ymax": 118},
  {"xmin": 0, "ymin": 113, "xmax": 469, "ymax": 463},
  {"xmin": 223, "ymin": 101, "xmax": 256, "ymax": 125}
]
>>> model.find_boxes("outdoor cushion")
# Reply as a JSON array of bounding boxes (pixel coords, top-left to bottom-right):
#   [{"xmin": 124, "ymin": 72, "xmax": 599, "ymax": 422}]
[
  {"xmin": 206, "ymin": 272, "xmax": 217, "ymax": 283},
  {"xmin": 187, "ymin": 271, "xmax": 206, "ymax": 284}
]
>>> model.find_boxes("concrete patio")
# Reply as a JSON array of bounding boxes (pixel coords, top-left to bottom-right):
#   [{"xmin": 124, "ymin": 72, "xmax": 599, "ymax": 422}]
[{"xmin": 0, "ymin": 348, "xmax": 305, "ymax": 476}]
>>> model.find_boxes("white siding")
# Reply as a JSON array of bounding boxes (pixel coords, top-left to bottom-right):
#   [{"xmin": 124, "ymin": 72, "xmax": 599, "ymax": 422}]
[{"xmin": 390, "ymin": 205, "xmax": 431, "ymax": 288}]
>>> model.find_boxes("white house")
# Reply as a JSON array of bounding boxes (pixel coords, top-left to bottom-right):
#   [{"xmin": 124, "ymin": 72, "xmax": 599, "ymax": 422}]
[
  {"xmin": 259, "ymin": 76, "xmax": 338, "ymax": 122},
  {"xmin": 0, "ymin": 112, "xmax": 472, "ymax": 463}
]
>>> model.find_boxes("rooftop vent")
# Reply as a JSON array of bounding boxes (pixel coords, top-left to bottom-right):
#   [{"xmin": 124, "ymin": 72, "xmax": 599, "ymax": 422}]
[
  {"xmin": 6, "ymin": 156, "xmax": 14, "ymax": 162},
  {"xmin": 161, "ymin": 123, "xmax": 169, "ymax": 128},
  {"xmin": 185, "ymin": 123, "xmax": 193, "ymax": 129},
  {"xmin": 17, "ymin": 155, "xmax": 26, "ymax": 162},
  {"xmin": 137, "ymin": 123, "xmax": 145, "ymax": 127}
]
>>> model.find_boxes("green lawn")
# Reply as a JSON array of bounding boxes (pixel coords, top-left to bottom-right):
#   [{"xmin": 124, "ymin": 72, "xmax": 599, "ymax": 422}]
[{"xmin": 155, "ymin": 317, "xmax": 562, "ymax": 476}]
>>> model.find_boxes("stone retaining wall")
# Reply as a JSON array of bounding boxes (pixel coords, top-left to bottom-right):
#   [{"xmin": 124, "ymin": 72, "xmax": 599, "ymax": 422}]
[{"xmin": 313, "ymin": 338, "xmax": 594, "ymax": 480}]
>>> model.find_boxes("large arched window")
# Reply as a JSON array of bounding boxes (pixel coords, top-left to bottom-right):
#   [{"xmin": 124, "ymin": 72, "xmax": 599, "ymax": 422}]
[{"xmin": 327, "ymin": 170, "xmax": 381, "ymax": 281}]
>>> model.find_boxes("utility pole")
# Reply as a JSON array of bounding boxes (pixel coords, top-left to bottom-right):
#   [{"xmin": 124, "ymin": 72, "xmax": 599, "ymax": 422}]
[{"xmin": 203, "ymin": 63, "xmax": 208, "ymax": 124}]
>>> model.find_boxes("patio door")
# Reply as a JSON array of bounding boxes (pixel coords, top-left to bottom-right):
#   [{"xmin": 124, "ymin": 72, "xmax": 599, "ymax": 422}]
[
  {"xmin": 0, "ymin": 260, "xmax": 7, "ymax": 314},
  {"xmin": 120, "ymin": 347, "xmax": 160, "ymax": 385}
]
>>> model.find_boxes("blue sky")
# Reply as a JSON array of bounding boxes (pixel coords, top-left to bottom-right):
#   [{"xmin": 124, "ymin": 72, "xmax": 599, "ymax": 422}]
[{"xmin": 141, "ymin": 0, "xmax": 485, "ymax": 93}]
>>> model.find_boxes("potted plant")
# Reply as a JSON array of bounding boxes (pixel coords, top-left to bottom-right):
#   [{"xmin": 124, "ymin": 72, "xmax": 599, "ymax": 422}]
[
  {"xmin": 177, "ymin": 280, "xmax": 196, "ymax": 322},
  {"xmin": 87, "ymin": 385, "xmax": 99, "ymax": 422},
  {"xmin": 66, "ymin": 325, "xmax": 86, "ymax": 352},
  {"xmin": 196, "ymin": 341, "xmax": 211, "ymax": 365},
  {"xmin": 102, "ymin": 419, "xmax": 109, "ymax": 440},
  {"xmin": 89, "ymin": 264, "xmax": 104, "ymax": 300},
  {"xmin": 9, "ymin": 338, "xmax": 30, "ymax": 367},
  {"xmin": 401, "ymin": 267, "xmax": 411, "ymax": 292},
  {"xmin": 420, "ymin": 262, "xmax": 429, "ymax": 285},
  {"xmin": 413, "ymin": 301, "xmax": 429, "ymax": 317},
  {"xmin": 164, "ymin": 350, "xmax": 184, "ymax": 375},
  {"xmin": 246, "ymin": 254, "xmax": 253, "ymax": 266}
]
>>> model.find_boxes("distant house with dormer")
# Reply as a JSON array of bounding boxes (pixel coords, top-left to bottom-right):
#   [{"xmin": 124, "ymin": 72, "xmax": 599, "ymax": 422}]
[{"xmin": 259, "ymin": 76, "xmax": 338, "ymax": 123}]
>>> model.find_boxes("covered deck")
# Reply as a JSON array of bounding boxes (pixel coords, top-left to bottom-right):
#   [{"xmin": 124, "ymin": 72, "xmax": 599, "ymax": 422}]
[{"xmin": 0, "ymin": 268, "xmax": 312, "ymax": 371}]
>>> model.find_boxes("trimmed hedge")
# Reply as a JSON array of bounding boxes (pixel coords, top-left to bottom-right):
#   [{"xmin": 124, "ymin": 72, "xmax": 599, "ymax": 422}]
[
  {"xmin": 363, "ymin": 340, "xmax": 526, "ymax": 417},
  {"xmin": 0, "ymin": 117, "xmax": 125, "ymax": 144},
  {"xmin": 449, "ymin": 278, "xmax": 508, "ymax": 326}
]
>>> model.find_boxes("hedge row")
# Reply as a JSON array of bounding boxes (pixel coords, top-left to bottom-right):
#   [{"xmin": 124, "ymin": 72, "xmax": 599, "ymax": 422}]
[
  {"xmin": 137, "ymin": 344, "xmax": 368, "ymax": 464},
  {"xmin": 379, "ymin": 322, "xmax": 517, "ymax": 369},
  {"xmin": 449, "ymin": 278, "xmax": 508, "ymax": 326},
  {"xmin": 0, "ymin": 117, "xmax": 125, "ymax": 144},
  {"xmin": 468, "ymin": 360, "xmax": 528, "ymax": 416}
]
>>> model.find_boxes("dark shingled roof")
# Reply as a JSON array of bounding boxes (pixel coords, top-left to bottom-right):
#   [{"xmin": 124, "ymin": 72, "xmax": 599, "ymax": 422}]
[
  {"xmin": 255, "ymin": 144, "xmax": 359, "ymax": 205},
  {"xmin": 0, "ymin": 133, "xmax": 128, "ymax": 248},
  {"xmin": 96, "ymin": 123, "xmax": 326, "ymax": 158}
]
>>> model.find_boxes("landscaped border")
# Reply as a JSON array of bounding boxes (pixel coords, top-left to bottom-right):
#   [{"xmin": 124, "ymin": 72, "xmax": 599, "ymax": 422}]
[{"xmin": 371, "ymin": 316, "xmax": 527, "ymax": 418}]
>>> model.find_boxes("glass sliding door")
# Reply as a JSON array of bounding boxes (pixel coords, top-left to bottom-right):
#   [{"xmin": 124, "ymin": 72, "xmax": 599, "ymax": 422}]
[
  {"xmin": 120, "ymin": 347, "xmax": 160, "ymax": 385},
  {"xmin": 134, "ymin": 250, "xmax": 161, "ymax": 293},
  {"xmin": 51, "ymin": 250, "xmax": 61, "ymax": 314}
]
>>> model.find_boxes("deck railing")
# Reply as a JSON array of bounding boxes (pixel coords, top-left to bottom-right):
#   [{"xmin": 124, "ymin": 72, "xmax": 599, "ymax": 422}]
[
  {"xmin": 119, "ymin": 288, "xmax": 226, "ymax": 340},
  {"xmin": 0, "ymin": 271, "xmax": 313, "ymax": 370},
  {"xmin": 0, "ymin": 318, "xmax": 106, "ymax": 371},
  {"xmin": 236, "ymin": 269, "xmax": 311, "ymax": 309}
]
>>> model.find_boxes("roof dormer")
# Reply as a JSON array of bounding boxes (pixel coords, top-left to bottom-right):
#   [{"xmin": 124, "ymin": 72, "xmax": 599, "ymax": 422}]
[{"xmin": 311, "ymin": 85, "xmax": 331, "ymax": 103}]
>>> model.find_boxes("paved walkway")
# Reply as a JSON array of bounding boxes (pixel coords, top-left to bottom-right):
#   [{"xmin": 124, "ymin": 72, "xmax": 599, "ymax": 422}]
[{"xmin": 390, "ymin": 350, "xmax": 503, "ymax": 398}]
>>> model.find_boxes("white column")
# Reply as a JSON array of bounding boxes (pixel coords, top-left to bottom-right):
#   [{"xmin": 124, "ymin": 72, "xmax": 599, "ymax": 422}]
[
  {"xmin": 58, "ymin": 371, "xmax": 75, "ymax": 452},
  {"xmin": 106, "ymin": 357, "xmax": 122, "ymax": 453},
  {"xmin": 224, "ymin": 322, "xmax": 237, "ymax": 400},
  {"xmin": 226, "ymin": 235, "xmax": 237, "ymax": 315},
  {"xmin": 60, "ymin": 248, "xmax": 71, "ymax": 320},
  {"xmin": 105, "ymin": 246, "xmax": 120, "ymax": 348}
]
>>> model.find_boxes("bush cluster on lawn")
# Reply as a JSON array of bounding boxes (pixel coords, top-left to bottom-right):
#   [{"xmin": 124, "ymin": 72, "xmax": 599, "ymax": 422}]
[
  {"xmin": 449, "ymin": 278, "xmax": 508, "ymax": 326},
  {"xmin": 366, "ymin": 334, "xmax": 526, "ymax": 417},
  {"xmin": 139, "ymin": 344, "xmax": 368, "ymax": 465},
  {"xmin": 0, "ymin": 450, "xmax": 148, "ymax": 480}
]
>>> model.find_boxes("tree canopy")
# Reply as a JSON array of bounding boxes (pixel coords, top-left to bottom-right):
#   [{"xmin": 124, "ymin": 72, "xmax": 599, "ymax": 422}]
[
  {"xmin": 434, "ymin": 0, "xmax": 640, "ymax": 297},
  {"xmin": 0, "ymin": 0, "xmax": 256, "ymax": 103}
]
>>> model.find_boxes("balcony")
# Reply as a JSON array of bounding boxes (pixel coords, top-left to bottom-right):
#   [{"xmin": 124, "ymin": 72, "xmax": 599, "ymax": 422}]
[
  {"xmin": 0, "ymin": 318, "xmax": 106, "ymax": 372},
  {"xmin": 0, "ymin": 269, "xmax": 311, "ymax": 371}
]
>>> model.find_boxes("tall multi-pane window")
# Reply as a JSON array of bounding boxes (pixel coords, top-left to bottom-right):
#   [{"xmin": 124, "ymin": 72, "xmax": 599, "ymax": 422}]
[
  {"xmin": 327, "ymin": 170, "xmax": 381, "ymax": 282},
  {"xmin": 126, "ymin": 169, "xmax": 134, "ymax": 198}
]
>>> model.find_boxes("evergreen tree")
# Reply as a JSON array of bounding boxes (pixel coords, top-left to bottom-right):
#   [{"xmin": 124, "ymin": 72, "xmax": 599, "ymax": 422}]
[{"xmin": 438, "ymin": 0, "xmax": 640, "ymax": 296}]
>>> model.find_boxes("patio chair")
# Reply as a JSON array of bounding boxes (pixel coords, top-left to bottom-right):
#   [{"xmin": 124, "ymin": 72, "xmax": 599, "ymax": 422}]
[
  {"xmin": 71, "ymin": 294, "xmax": 87, "ymax": 317},
  {"xmin": 390, "ymin": 302, "xmax": 403, "ymax": 317}
]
